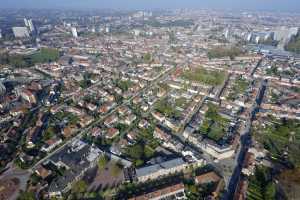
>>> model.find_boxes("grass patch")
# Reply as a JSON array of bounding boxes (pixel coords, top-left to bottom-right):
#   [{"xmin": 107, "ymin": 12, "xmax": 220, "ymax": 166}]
[
  {"xmin": 199, "ymin": 104, "xmax": 230, "ymax": 142},
  {"xmin": 116, "ymin": 80, "xmax": 134, "ymax": 92},
  {"xmin": 227, "ymin": 76, "xmax": 249, "ymax": 101},
  {"xmin": 154, "ymin": 97, "xmax": 180, "ymax": 118},
  {"xmin": 253, "ymin": 118, "xmax": 300, "ymax": 166},
  {"xmin": 207, "ymin": 46, "xmax": 243, "ymax": 60},
  {"xmin": 0, "ymin": 48, "xmax": 60, "ymax": 68},
  {"xmin": 181, "ymin": 67, "xmax": 226, "ymax": 86}
]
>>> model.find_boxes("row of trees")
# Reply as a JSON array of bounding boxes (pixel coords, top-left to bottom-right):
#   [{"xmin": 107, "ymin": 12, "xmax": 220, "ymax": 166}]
[
  {"xmin": 285, "ymin": 34, "xmax": 300, "ymax": 54},
  {"xmin": 207, "ymin": 46, "xmax": 243, "ymax": 60},
  {"xmin": 0, "ymin": 48, "xmax": 60, "ymax": 68}
]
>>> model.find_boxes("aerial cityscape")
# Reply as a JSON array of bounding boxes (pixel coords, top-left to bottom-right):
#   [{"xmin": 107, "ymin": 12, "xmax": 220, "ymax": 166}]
[{"xmin": 0, "ymin": 1, "xmax": 300, "ymax": 200}]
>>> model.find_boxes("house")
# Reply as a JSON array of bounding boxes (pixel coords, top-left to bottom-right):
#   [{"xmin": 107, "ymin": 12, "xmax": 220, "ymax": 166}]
[
  {"xmin": 123, "ymin": 114, "xmax": 137, "ymax": 125},
  {"xmin": 62, "ymin": 125, "xmax": 76, "ymax": 139},
  {"xmin": 194, "ymin": 171, "xmax": 224, "ymax": 199},
  {"xmin": 135, "ymin": 158, "xmax": 188, "ymax": 182},
  {"xmin": 152, "ymin": 111, "xmax": 165, "ymax": 122},
  {"xmin": 138, "ymin": 119, "xmax": 149, "ymax": 129},
  {"xmin": 154, "ymin": 127, "xmax": 171, "ymax": 142},
  {"xmin": 41, "ymin": 138, "xmax": 63, "ymax": 152},
  {"xmin": 195, "ymin": 171, "xmax": 221, "ymax": 185},
  {"xmin": 104, "ymin": 115, "xmax": 118, "ymax": 127},
  {"xmin": 79, "ymin": 115, "xmax": 94, "ymax": 127},
  {"xmin": 141, "ymin": 103, "xmax": 149, "ymax": 112},
  {"xmin": 118, "ymin": 106, "xmax": 131, "ymax": 116},
  {"xmin": 129, "ymin": 183, "xmax": 186, "ymax": 200},
  {"xmin": 132, "ymin": 96, "xmax": 142, "ymax": 104},
  {"xmin": 106, "ymin": 128, "xmax": 119, "ymax": 139},
  {"xmin": 86, "ymin": 103, "xmax": 97, "ymax": 112},
  {"xmin": 127, "ymin": 131, "xmax": 138, "ymax": 141},
  {"xmin": 20, "ymin": 89, "xmax": 37, "ymax": 104},
  {"xmin": 90, "ymin": 127, "xmax": 102, "ymax": 137},
  {"xmin": 35, "ymin": 165, "xmax": 52, "ymax": 179}
]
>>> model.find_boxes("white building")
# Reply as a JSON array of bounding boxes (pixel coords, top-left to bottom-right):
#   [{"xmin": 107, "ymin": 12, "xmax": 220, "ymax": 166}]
[
  {"xmin": 28, "ymin": 19, "xmax": 35, "ymax": 32},
  {"xmin": 24, "ymin": 18, "xmax": 29, "ymax": 27},
  {"xmin": 71, "ymin": 27, "xmax": 78, "ymax": 38},
  {"xmin": 12, "ymin": 27, "xmax": 30, "ymax": 38}
]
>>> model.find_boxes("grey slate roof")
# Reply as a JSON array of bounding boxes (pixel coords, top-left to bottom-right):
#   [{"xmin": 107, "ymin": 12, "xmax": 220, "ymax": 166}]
[{"xmin": 135, "ymin": 158, "xmax": 185, "ymax": 178}]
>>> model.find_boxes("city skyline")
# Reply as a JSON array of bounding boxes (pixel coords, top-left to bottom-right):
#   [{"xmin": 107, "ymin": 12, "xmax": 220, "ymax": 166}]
[{"xmin": 1, "ymin": 0, "xmax": 300, "ymax": 12}]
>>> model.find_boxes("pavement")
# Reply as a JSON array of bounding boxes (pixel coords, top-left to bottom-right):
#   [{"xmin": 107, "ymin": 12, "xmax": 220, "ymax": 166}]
[{"xmin": 0, "ymin": 163, "xmax": 30, "ymax": 200}]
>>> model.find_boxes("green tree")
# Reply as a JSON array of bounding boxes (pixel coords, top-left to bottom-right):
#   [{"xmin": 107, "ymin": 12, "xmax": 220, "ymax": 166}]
[
  {"xmin": 17, "ymin": 191, "xmax": 35, "ymax": 200},
  {"xmin": 264, "ymin": 182, "xmax": 276, "ymax": 200},
  {"xmin": 98, "ymin": 155, "xmax": 108, "ymax": 171},
  {"xmin": 72, "ymin": 180, "xmax": 87, "ymax": 194},
  {"xmin": 126, "ymin": 143, "xmax": 144, "ymax": 160},
  {"xmin": 111, "ymin": 162, "xmax": 123, "ymax": 177}
]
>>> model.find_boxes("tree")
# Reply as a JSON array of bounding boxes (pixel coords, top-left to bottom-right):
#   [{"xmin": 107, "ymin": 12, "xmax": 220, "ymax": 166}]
[
  {"xmin": 264, "ymin": 182, "xmax": 276, "ymax": 200},
  {"xmin": 72, "ymin": 180, "xmax": 88, "ymax": 194},
  {"xmin": 17, "ymin": 191, "xmax": 35, "ymax": 200},
  {"xmin": 143, "ymin": 53, "xmax": 152, "ymax": 62},
  {"xmin": 98, "ymin": 155, "xmax": 108, "ymax": 171},
  {"xmin": 126, "ymin": 143, "xmax": 144, "ymax": 160},
  {"xmin": 111, "ymin": 162, "xmax": 122, "ymax": 177}
]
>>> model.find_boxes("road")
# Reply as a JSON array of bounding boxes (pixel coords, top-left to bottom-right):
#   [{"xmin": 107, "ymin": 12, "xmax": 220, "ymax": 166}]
[{"xmin": 221, "ymin": 79, "xmax": 267, "ymax": 200}]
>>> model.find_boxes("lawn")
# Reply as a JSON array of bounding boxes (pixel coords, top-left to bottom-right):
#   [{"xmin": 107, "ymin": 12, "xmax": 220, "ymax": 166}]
[
  {"xmin": 29, "ymin": 48, "xmax": 60, "ymax": 64},
  {"xmin": 227, "ymin": 76, "xmax": 249, "ymax": 101},
  {"xmin": 253, "ymin": 118, "xmax": 300, "ymax": 166},
  {"xmin": 154, "ymin": 97, "xmax": 180, "ymax": 118},
  {"xmin": 199, "ymin": 104, "xmax": 230, "ymax": 142},
  {"xmin": 53, "ymin": 111, "xmax": 79, "ymax": 125},
  {"xmin": 0, "ymin": 48, "xmax": 60, "ymax": 68},
  {"xmin": 246, "ymin": 166, "xmax": 276, "ymax": 200},
  {"xmin": 175, "ymin": 97, "xmax": 188, "ymax": 109},
  {"xmin": 116, "ymin": 80, "xmax": 134, "ymax": 92},
  {"xmin": 207, "ymin": 46, "xmax": 243, "ymax": 60},
  {"xmin": 181, "ymin": 67, "xmax": 226, "ymax": 86},
  {"xmin": 285, "ymin": 34, "xmax": 300, "ymax": 54}
]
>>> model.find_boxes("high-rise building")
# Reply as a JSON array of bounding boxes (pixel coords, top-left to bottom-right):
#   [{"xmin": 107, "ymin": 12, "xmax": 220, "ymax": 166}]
[
  {"xmin": 0, "ymin": 81, "xmax": 6, "ymax": 97},
  {"xmin": 24, "ymin": 18, "xmax": 29, "ymax": 27},
  {"xmin": 12, "ymin": 27, "xmax": 30, "ymax": 38},
  {"xmin": 0, "ymin": 29, "xmax": 2, "ymax": 39},
  {"xmin": 71, "ymin": 27, "xmax": 78, "ymax": 38},
  {"xmin": 28, "ymin": 19, "xmax": 35, "ymax": 32}
]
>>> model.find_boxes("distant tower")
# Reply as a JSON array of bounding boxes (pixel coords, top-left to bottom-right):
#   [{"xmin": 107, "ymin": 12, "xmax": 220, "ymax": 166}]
[
  {"xmin": 71, "ymin": 27, "xmax": 78, "ymax": 38},
  {"xmin": 0, "ymin": 81, "xmax": 6, "ymax": 98},
  {"xmin": 0, "ymin": 29, "xmax": 2, "ymax": 39},
  {"xmin": 24, "ymin": 18, "xmax": 29, "ymax": 27},
  {"xmin": 105, "ymin": 26, "xmax": 110, "ymax": 33},
  {"xmin": 224, "ymin": 28, "xmax": 230, "ymax": 39},
  {"xmin": 28, "ymin": 19, "xmax": 35, "ymax": 32}
]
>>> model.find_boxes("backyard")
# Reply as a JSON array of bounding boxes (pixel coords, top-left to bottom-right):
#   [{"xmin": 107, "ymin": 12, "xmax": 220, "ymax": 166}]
[
  {"xmin": 253, "ymin": 118, "xmax": 300, "ymax": 166},
  {"xmin": 199, "ymin": 104, "xmax": 230, "ymax": 142},
  {"xmin": 227, "ymin": 76, "xmax": 249, "ymax": 101}
]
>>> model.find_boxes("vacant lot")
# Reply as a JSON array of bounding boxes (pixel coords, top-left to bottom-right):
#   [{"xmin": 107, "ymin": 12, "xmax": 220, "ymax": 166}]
[
  {"xmin": 84, "ymin": 161, "xmax": 124, "ymax": 192},
  {"xmin": 0, "ymin": 178, "xmax": 20, "ymax": 200}
]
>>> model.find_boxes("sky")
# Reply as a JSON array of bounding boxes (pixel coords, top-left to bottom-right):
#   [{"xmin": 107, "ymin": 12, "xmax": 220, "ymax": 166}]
[{"xmin": 0, "ymin": 0, "xmax": 300, "ymax": 12}]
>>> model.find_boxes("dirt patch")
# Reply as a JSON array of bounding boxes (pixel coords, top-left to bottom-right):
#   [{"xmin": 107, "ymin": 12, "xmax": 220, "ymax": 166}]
[
  {"xmin": 0, "ymin": 178, "xmax": 20, "ymax": 200},
  {"xmin": 278, "ymin": 168, "xmax": 300, "ymax": 200},
  {"xmin": 84, "ymin": 161, "xmax": 124, "ymax": 192}
]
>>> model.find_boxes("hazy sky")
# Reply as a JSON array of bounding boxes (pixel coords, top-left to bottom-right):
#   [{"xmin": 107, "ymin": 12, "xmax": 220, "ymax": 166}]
[{"xmin": 1, "ymin": 0, "xmax": 300, "ymax": 12}]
